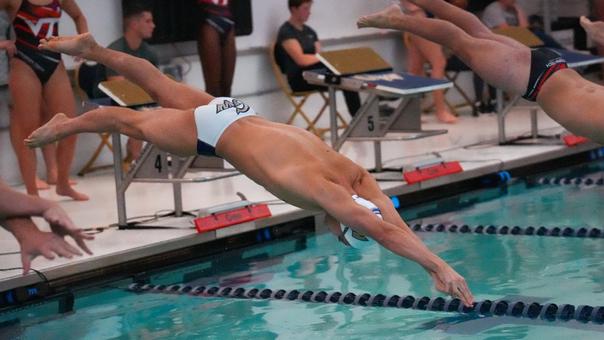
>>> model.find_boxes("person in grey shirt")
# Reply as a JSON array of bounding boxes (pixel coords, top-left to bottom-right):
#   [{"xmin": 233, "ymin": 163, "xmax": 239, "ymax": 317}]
[{"xmin": 481, "ymin": 0, "xmax": 528, "ymax": 29}]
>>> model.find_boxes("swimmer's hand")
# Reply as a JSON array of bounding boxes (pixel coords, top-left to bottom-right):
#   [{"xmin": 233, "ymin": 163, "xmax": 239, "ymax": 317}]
[
  {"xmin": 43, "ymin": 204, "xmax": 94, "ymax": 256},
  {"xmin": 430, "ymin": 265, "xmax": 474, "ymax": 307}
]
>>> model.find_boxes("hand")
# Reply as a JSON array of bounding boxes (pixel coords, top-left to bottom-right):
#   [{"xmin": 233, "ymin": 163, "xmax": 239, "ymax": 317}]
[
  {"xmin": 430, "ymin": 265, "xmax": 474, "ymax": 307},
  {"xmin": 15, "ymin": 224, "xmax": 88, "ymax": 275},
  {"xmin": 43, "ymin": 204, "xmax": 94, "ymax": 255},
  {"xmin": 0, "ymin": 40, "xmax": 16, "ymax": 58}
]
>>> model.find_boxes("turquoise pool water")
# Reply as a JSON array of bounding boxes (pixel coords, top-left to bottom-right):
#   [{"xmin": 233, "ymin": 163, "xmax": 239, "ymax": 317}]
[{"xmin": 1, "ymin": 162, "xmax": 604, "ymax": 339}]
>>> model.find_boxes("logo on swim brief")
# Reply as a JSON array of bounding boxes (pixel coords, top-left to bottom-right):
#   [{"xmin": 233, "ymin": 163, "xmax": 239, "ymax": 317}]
[
  {"xmin": 216, "ymin": 99, "xmax": 250, "ymax": 115},
  {"xmin": 546, "ymin": 57, "xmax": 565, "ymax": 68}
]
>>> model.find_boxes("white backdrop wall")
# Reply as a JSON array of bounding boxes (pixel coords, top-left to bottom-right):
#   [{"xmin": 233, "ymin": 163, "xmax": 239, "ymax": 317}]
[
  {"xmin": 0, "ymin": 0, "xmax": 590, "ymax": 185},
  {"xmin": 1, "ymin": 0, "xmax": 403, "ymax": 185}
]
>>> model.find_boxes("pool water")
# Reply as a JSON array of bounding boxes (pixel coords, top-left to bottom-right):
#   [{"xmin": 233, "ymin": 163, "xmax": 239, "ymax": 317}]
[{"xmin": 1, "ymin": 162, "xmax": 604, "ymax": 339}]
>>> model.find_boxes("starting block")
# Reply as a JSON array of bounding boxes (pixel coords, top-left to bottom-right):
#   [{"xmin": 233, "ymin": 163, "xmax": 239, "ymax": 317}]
[
  {"xmin": 563, "ymin": 135, "xmax": 588, "ymax": 147},
  {"xmin": 194, "ymin": 200, "xmax": 271, "ymax": 233},
  {"xmin": 403, "ymin": 161, "xmax": 463, "ymax": 184}
]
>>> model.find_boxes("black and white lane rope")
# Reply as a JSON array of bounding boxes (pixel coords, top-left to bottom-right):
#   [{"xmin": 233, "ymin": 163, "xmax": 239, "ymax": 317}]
[
  {"xmin": 411, "ymin": 223, "xmax": 604, "ymax": 239},
  {"xmin": 128, "ymin": 284, "xmax": 604, "ymax": 324},
  {"xmin": 532, "ymin": 176, "xmax": 604, "ymax": 187}
]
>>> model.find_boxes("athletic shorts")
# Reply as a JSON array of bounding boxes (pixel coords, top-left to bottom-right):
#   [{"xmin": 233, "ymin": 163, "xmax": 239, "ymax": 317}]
[{"xmin": 522, "ymin": 48, "xmax": 568, "ymax": 102}]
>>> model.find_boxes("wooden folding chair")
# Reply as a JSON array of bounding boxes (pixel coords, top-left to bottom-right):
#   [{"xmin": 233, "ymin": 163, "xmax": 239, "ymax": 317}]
[
  {"xmin": 73, "ymin": 61, "xmax": 114, "ymax": 176},
  {"xmin": 269, "ymin": 42, "xmax": 347, "ymax": 137}
]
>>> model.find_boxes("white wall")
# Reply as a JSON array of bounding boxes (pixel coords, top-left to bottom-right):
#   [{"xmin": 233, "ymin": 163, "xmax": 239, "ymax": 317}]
[
  {"xmin": 0, "ymin": 0, "xmax": 589, "ymax": 185},
  {"xmin": 1, "ymin": 0, "xmax": 400, "ymax": 185}
]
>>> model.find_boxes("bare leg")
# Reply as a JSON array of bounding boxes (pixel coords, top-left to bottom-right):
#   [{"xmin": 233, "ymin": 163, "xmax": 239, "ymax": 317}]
[
  {"xmin": 40, "ymin": 105, "xmax": 58, "ymax": 187},
  {"xmin": 408, "ymin": 34, "xmax": 457, "ymax": 123},
  {"xmin": 39, "ymin": 106, "xmax": 76, "ymax": 187},
  {"xmin": 9, "ymin": 59, "xmax": 42, "ymax": 196},
  {"xmin": 221, "ymin": 29, "xmax": 237, "ymax": 97},
  {"xmin": 409, "ymin": 0, "xmax": 524, "ymax": 49},
  {"xmin": 43, "ymin": 63, "xmax": 88, "ymax": 201},
  {"xmin": 39, "ymin": 34, "xmax": 214, "ymax": 110},
  {"xmin": 26, "ymin": 106, "xmax": 199, "ymax": 157},
  {"xmin": 198, "ymin": 23, "xmax": 224, "ymax": 96},
  {"xmin": 124, "ymin": 138, "xmax": 143, "ymax": 163},
  {"xmin": 358, "ymin": 5, "xmax": 530, "ymax": 95}
]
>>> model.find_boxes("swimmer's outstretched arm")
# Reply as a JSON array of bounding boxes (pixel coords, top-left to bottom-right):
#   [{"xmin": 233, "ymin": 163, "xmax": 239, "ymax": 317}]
[
  {"xmin": 317, "ymin": 181, "xmax": 474, "ymax": 306},
  {"xmin": 39, "ymin": 33, "xmax": 214, "ymax": 110}
]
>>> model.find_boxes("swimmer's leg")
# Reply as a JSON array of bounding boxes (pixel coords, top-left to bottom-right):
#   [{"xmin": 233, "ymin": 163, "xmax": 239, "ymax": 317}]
[
  {"xmin": 409, "ymin": 0, "xmax": 525, "ymax": 48},
  {"xmin": 40, "ymin": 34, "xmax": 214, "ymax": 110},
  {"xmin": 26, "ymin": 107, "xmax": 198, "ymax": 157},
  {"xmin": 358, "ymin": 5, "xmax": 530, "ymax": 95}
]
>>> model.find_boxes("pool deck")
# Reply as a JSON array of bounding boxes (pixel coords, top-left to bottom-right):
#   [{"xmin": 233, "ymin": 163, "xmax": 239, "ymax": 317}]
[{"xmin": 1, "ymin": 106, "xmax": 602, "ymax": 293}]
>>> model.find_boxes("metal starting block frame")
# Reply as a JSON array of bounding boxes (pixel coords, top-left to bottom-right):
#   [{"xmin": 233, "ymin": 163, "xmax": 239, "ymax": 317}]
[
  {"xmin": 304, "ymin": 69, "xmax": 450, "ymax": 172},
  {"xmin": 99, "ymin": 79, "xmax": 240, "ymax": 228},
  {"xmin": 112, "ymin": 136, "xmax": 240, "ymax": 228}
]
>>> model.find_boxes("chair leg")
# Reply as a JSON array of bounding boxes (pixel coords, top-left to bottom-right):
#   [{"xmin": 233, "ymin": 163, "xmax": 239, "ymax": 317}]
[
  {"xmin": 290, "ymin": 95, "xmax": 323, "ymax": 135},
  {"xmin": 286, "ymin": 95, "xmax": 308, "ymax": 124},
  {"xmin": 446, "ymin": 71, "xmax": 478, "ymax": 116},
  {"xmin": 77, "ymin": 133, "xmax": 114, "ymax": 176},
  {"xmin": 312, "ymin": 92, "xmax": 349, "ymax": 137}
]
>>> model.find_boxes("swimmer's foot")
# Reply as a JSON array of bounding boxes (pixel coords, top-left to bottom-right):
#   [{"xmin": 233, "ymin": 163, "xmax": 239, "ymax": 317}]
[
  {"xmin": 580, "ymin": 16, "xmax": 604, "ymax": 47},
  {"xmin": 56, "ymin": 185, "xmax": 89, "ymax": 201},
  {"xmin": 39, "ymin": 33, "xmax": 99, "ymax": 59},
  {"xmin": 357, "ymin": 4, "xmax": 404, "ymax": 29},
  {"xmin": 436, "ymin": 109, "xmax": 458, "ymax": 124},
  {"xmin": 25, "ymin": 113, "xmax": 69, "ymax": 148}
]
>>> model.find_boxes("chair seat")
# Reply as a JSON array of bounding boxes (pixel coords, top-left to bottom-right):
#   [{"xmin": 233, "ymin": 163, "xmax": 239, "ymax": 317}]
[{"xmin": 269, "ymin": 41, "xmax": 348, "ymax": 137}]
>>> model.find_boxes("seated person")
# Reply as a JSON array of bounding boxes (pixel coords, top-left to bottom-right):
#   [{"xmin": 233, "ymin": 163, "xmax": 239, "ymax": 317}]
[
  {"xmin": 481, "ymin": 0, "xmax": 529, "ymax": 30},
  {"xmin": 105, "ymin": 2, "xmax": 158, "ymax": 162},
  {"xmin": 275, "ymin": 0, "xmax": 361, "ymax": 116},
  {"xmin": 0, "ymin": 180, "xmax": 93, "ymax": 274}
]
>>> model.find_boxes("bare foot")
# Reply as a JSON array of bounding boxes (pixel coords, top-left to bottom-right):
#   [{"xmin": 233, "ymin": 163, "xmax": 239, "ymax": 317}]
[
  {"xmin": 46, "ymin": 176, "xmax": 78, "ymax": 186},
  {"xmin": 46, "ymin": 170, "xmax": 77, "ymax": 186},
  {"xmin": 36, "ymin": 177, "xmax": 51, "ymax": 190},
  {"xmin": 436, "ymin": 109, "xmax": 458, "ymax": 124},
  {"xmin": 25, "ymin": 113, "xmax": 69, "ymax": 148},
  {"xmin": 580, "ymin": 16, "xmax": 604, "ymax": 47},
  {"xmin": 56, "ymin": 185, "xmax": 89, "ymax": 201},
  {"xmin": 357, "ymin": 4, "xmax": 404, "ymax": 29},
  {"xmin": 39, "ymin": 32, "xmax": 99, "ymax": 59}
]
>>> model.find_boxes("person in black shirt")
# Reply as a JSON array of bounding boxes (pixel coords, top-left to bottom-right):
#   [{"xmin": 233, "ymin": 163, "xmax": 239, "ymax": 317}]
[{"xmin": 275, "ymin": 0, "xmax": 361, "ymax": 116}]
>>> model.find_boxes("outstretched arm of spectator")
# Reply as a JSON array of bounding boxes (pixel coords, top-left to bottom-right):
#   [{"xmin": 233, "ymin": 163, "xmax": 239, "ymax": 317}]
[{"xmin": 1, "ymin": 217, "xmax": 93, "ymax": 274}]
